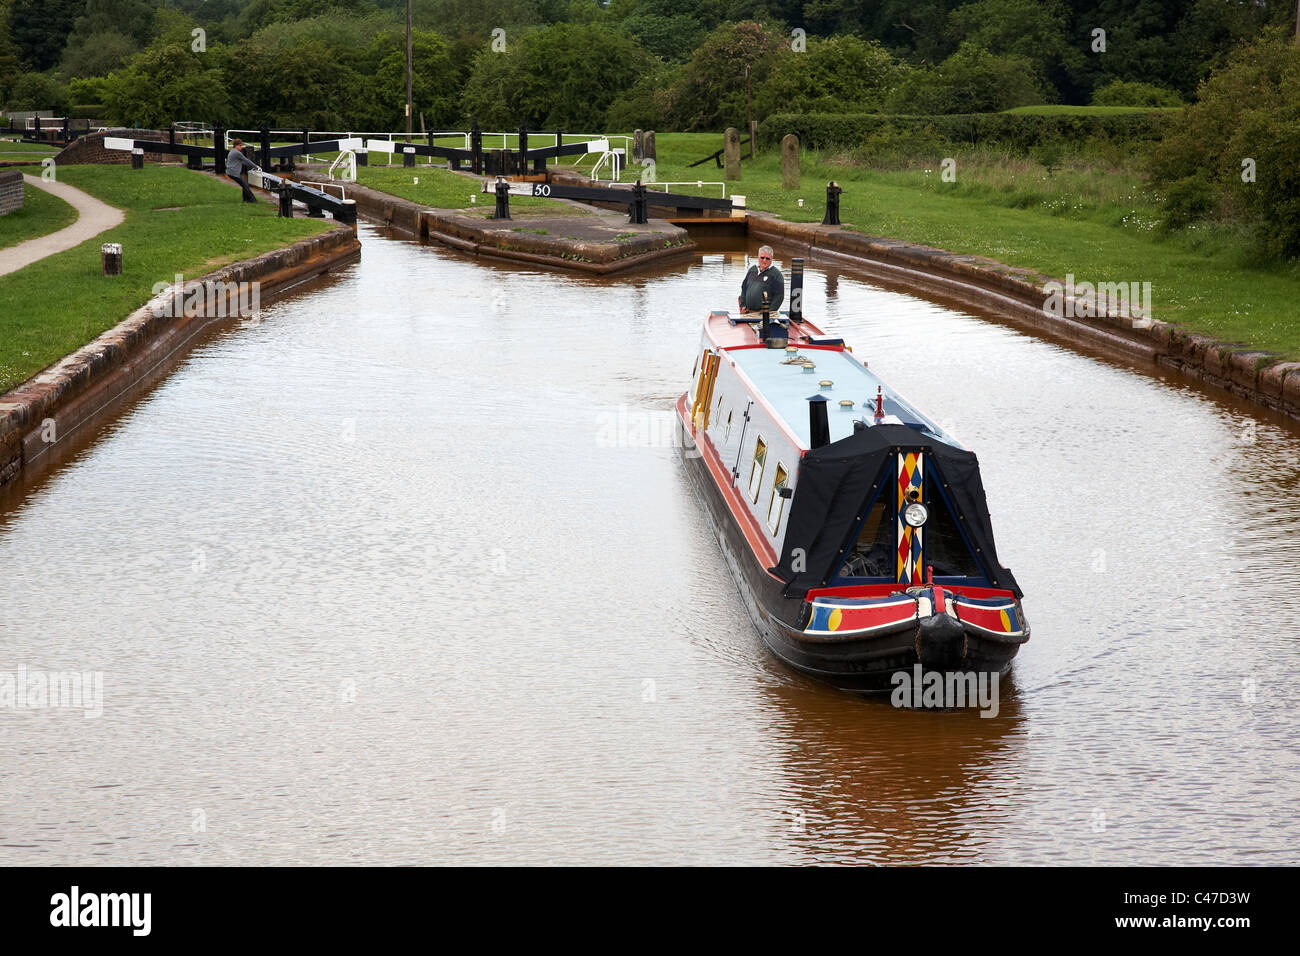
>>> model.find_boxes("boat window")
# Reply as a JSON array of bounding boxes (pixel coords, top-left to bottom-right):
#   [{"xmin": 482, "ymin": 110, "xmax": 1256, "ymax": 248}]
[
  {"xmin": 724, "ymin": 410, "xmax": 733, "ymax": 443},
  {"xmin": 712, "ymin": 391, "xmax": 725, "ymax": 429},
  {"xmin": 839, "ymin": 491, "xmax": 894, "ymax": 578},
  {"xmin": 748, "ymin": 437, "xmax": 767, "ymax": 503},
  {"xmin": 767, "ymin": 463, "xmax": 789, "ymax": 534},
  {"xmin": 925, "ymin": 484, "xmax": 982, "ymax": 578}
]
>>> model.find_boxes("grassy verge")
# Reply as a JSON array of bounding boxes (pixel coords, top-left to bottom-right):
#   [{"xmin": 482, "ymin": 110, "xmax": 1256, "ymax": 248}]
[
  {"xmin": 614, "ymin": 132, "xmax": 1300, "ymax": 360},
  {"xmin": 0, "ymin": 183, "xmax": 78, "ymax": 251},
  {"xmin": 354, "ymin": 164, "xmax": 569, "ymax": 212},
  {"xmin": 0, "ymin": 165, "xmax": 336, "ymax": 393},
  {"xmin": 0, "ymin": 139, "xmax": 60, "ymax": 158}
]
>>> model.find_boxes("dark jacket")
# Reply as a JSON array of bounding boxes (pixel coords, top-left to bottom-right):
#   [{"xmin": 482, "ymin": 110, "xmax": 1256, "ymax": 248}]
[{"xmin": 740, "ymin": 263, "xmax": 785, "ymax": 312}]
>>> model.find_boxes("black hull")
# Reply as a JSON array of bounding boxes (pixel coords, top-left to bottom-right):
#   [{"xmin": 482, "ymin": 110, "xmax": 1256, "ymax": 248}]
[{"xmin": 677, "ymin": 417, "xmax": 1027, "ymax": 696}]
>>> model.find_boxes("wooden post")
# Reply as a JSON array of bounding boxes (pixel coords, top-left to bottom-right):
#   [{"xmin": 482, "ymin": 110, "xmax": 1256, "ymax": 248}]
[
  {"xmin": 518, "ymin": 124, "xmax": 528, "ymax": 176},
  {"xmin": 213, "ymin": 126, "xmax": 225, "ymax": 172},
  {"xmin": 101, "ymin": 242, "xmax": 122, "ymax": 275},
  {"xmin": 633, "ymin": 129, "xmax": 643, "ymax": 162},
  {"xmin": 724, "ymin": 127, "xmax": 741, "ymax": 180},
  {"xmin": 644, "ymin": 130, "xmax": 656, "ymax": 162},
  {"xmin": 471, "ymin": 122, "xmax": 482, "ymax": 175}
]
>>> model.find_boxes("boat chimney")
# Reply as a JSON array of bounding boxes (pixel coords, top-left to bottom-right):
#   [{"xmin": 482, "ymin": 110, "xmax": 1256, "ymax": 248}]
[
  {"xmin": 790, "ymin": 257, "xmax": 804, "ymax": 323},
  {"xmin": 873, "ymin": 385, "xmax": 885, "ymax": 424},
  {"xmin": 807, "ymin": 394, "xmax": 830, "ymax": 449}
]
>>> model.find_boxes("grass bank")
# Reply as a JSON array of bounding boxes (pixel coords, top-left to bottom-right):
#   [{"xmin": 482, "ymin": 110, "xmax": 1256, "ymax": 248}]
[
  {"xmin": 0, "ymin": 165, "xmax": 335, "ymax": 393},
  {"xmin": 615, "ymin": 132, "xmax": 1300, "ymax": 360},
  {"xmin": 0, "ymin": 183, "xmax": 77, "ymax": 251},
  {"xmin": 353, "ymin": 164, "xmax": 567, "ymax": 212}
]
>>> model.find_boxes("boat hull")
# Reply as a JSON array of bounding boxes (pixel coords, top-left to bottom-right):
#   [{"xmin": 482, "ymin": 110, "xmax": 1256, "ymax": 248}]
[{"xmin": 676, "ymin": 411, "xmax": 1028, "ymax": 696}]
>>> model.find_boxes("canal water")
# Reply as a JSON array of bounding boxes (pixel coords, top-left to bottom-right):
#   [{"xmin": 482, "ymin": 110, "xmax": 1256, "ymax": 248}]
[{"xmin": 1, "ymin": 224, "xmax": 1297, "ymax": 865}]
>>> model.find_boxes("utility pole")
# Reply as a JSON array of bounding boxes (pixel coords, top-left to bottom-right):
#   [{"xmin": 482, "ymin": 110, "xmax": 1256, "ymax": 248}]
[{"xmin": 403, "ymin": 0, "xmax": 413, "ymax": 136}]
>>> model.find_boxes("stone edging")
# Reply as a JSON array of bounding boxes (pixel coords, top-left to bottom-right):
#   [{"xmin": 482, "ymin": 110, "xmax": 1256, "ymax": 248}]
[
  {"xmin": 748, "ymin": 214, "xmax": 1300, "ymax": 421},
  {"xmin": 344, "ymin": 181, "xmax": 694, "ymax": 275},
  {"xmin": 0, "ymin": 225, "xmax": 360, "ymax": 489}
]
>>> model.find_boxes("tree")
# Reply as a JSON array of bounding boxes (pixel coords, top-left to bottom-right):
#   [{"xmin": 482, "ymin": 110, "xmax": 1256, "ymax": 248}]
[
  {"xmin": 666, "ymin": 19, "xmax": 785, "ymax": 131},
  {"xmin": 460, "ymin": 22, "xmax": 654, "ymax": 130},
  {"xmin": 103, "ymin": 21, "xmax": 233, "ymax": 127},
  {"xmin": 886, "ymin": 41, "xmax": 1045, "ymax": 114},
  {"xmin": 7, "ymin": 0, "xmax": 83, "ymax": 71},
  {"xmin": 755, "ymin": 35, "xmax": 899, "ymax": 119},
  {"xmin": 1148, "ymin": 28, "xmax": 1300, "ymax": 258},
  {"xmin": 367, "ymin": 29, "xmax": 459, "ymax": 130}
]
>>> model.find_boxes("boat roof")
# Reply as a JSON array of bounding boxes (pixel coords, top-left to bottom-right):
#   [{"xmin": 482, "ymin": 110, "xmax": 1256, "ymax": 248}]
[{"xmin": 705, "ymin": 311, "xmax": 961, "ymax": 450}]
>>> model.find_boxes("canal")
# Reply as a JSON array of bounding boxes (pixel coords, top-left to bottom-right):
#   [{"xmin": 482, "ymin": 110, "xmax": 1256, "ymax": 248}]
[{"xmin": 1, "ymin": 223, "xmax": 1297, "ymax": 864}]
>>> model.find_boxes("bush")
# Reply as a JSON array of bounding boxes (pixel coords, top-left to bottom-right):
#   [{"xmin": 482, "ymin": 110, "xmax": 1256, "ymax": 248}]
[
  {"xmin": 753, "ymin": 35, "xmax": 898, "ymax": 119},
  {"xmin": 1092, "ymin": 80, "xmax": 1183, "ymax": 108},
  {"xmin": 886, "ymin": 43, "xmax": 1046, "ymax": 115},
  {"xmin": 5, "ymin": 72, "xmax": 70, "ymax": 112},
  {"xmin": 759, "ymin": 110, "xmax": 1173, "ymax": 153},
  {"xmin": 1148, "ymin": 28, "xmax": 1300, "ymax": 258}
]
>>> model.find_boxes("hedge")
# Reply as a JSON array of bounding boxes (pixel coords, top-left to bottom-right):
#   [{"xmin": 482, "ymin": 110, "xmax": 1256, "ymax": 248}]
[{"xmin": 758, "ymin": 110, "xmax": 1178, "ymax": 152}]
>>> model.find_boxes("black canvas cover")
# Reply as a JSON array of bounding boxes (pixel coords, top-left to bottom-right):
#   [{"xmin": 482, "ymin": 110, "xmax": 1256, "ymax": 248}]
[{"xmin": 771, "ymin": 424, "xmax": 1022, "ymax": 598}]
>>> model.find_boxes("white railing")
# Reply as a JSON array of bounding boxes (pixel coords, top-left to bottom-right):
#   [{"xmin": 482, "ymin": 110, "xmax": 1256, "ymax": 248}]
[{"xmin": 649, "ymin": 181, "xmax": 728, "ymax": 197}]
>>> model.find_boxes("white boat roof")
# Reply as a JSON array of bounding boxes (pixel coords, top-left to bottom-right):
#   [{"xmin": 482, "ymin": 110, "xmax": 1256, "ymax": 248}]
[{"xmin": 705, "ymin": 311, "xmax": 961, "ymax": 451}]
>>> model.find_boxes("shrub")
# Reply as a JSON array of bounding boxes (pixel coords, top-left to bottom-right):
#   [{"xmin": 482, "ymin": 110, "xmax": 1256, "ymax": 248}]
[{"xmin": 1092, "ymin": 80, "xmax": 1183, "ymax": 108}]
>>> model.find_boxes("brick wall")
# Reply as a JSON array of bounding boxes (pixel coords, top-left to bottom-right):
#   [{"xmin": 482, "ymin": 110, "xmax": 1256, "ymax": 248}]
[
  {"xmin": 53, "ymin": 128, "xmax": 174, "ymax": 165},
  {"xmin": 0, "ymin": 169, "xmax": 22, "ymax": 216}
]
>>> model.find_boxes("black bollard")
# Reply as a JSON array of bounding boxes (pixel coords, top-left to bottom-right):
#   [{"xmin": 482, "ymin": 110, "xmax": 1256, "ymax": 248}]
[
  {"xmin": 260, "ymin": 127, "xmax": 272, "ymax": 170},
  {"xmin": 130, "ymin": 147, "xmax": 143, "ymax": 170},
  {"xmin": 101, "ymin": 242, "xmax": 123, "ymax": 276},
  {"xmin": 187, "ymin": 150, "xmax": 202, "ymax": 170},
  {"xmin": 518, "ymin": 124, "xmax": 528, "ymax": 176},
  {"xmin": 471, "ymin": 122, "xmax": 483, "ymax": 176},
  {"xmin": 213, "ymin": 126, "xmax": 225, "ymax": 172},
  {"xmin": 492, "ymin": 178, "xmax": 511, "ymax": 220},
  {"xmin": 403, "ymin": 147, "xmax": 415, "ymax": 168},
  {"xmin": 629, "ymin": 180, "xmax": 648, "ymax": 225},
  {"xmin": 789, "ymin": 257, "xmax": 805, "ymax": 323},
  {"xmin": 822, "ymin": 180, "xmax": 842, "ymax": 226},
  {"xmin": 356, "ymin": 149, "xmax": 367, "ymax": 167},
  {"xmin": 278, "ymin": 188, "xmax": 293, "ymax": 218}
]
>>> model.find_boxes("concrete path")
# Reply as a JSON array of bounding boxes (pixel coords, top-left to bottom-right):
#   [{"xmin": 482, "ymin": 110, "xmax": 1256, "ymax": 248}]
[{"xmin": 0, "ymin": 174, "xmax": 125, "ymax": 278}]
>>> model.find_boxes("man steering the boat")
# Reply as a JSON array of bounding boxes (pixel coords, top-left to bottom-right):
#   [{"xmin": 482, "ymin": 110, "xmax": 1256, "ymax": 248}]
[{"xmin": 739, "ymin": 245, "xmax": 785, "ymax": 315}]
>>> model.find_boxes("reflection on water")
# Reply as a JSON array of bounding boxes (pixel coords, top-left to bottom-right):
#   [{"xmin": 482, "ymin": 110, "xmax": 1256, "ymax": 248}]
[{"xmin": 0, "ymin": 226, "xmax": 1297, "ymax": 865}]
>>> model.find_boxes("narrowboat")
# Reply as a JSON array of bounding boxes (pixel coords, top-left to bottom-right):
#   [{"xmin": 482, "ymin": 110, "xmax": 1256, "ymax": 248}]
[{"xmin": 675, "ymin": 259, "xmax": 1029, "ymax": 694}]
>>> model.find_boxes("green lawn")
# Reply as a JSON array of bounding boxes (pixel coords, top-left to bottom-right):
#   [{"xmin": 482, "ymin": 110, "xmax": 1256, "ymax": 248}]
[
  {"xmin": 611, "ymin": 132, "xmax": 1300, "ymax": 360},
  {"xmin": 0, "ymin": 183, "xmax": 78, "ymax": 251},
  {"xmin": 0, "ymin": 165, "xmax": 336, "ymax": 393},
  {"xmin": 354, "ymin": 164, "xmax": 568, "ymax": 212},
  {"xmin": 0, "ymin": 139, "xmax": 60, "ymax": 157}
]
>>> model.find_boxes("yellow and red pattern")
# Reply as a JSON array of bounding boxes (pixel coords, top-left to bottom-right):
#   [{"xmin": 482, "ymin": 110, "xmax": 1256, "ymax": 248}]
[{"xmin": 896, "ymin": 452, "xmax": 923, "ymax": 585}]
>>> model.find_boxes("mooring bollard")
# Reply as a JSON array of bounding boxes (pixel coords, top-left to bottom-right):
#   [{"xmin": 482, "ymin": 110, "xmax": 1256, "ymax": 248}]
[
  {"xmin": 629, "ymin": 180, "xmax": 648, "ymax": 225},
  {"xmin": 101, "ymin": 243, "xmax": 122, "ymax": 276},
  {"xmin": 402, "ymin": 147, "xmax": 415, "ymax": 168},
  {"xmin": 471, "ymin": 122, "xmax": 483, "ymax": 175},
  {"xmin": 341, "ymin": 199, "xmax": 357, "ymax": 232},
  {"xmin": 356, "ymin": 149, "xmax": 367, "ymax": 167},
  {"xmin": 278, "ymin": 187, "xmax": 293, "ymax": 218},
  {"xmin": 130, "ymin": 147, "xmax": 143, "ymax": 170},
  {"xmin": 823, "ymin": 180, "xmax": 842, "ymax": 226},
  {"xmin": 492, "ymin": 178, "xmax": 511, "ymax": 220}
]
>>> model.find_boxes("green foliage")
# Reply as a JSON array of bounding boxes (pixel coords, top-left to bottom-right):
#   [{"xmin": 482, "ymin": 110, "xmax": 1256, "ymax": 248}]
[
  {"xmin": 604, "ymin": 62, "xmax": 681, "ymax": 131},
  {"xmin": 666, "ymin": 20, "xmax": 785, "ymax": 131},
  {"xmin": 761, "ymin": 110, "xmax": 1172, "ymax": 154},
  {"xmin": 1149, "ymin": 29, "xmax": 1300, "ymax": 259},
  {"xmin": 6, "ymin": 0, "xmax": 82, "ymax": 71},
  {"xmin": 753, "ymin": 36, "xmax": 898, "ymax": 118},
  {"xmin": 460, "ymin": 22, "xmax": 653, "ymax": 130},
  {"xmin": 103, "ymin": 20, "xmax": 232, "ymax": 128},
  {"xmin": 367, "ymin": 30, "xmax": 459, "ymax": 130},
  {"xmin": 887, "ymin": 42, "xmax": 1045, "ymax": 115},
  {"xmin": 6, "ymin": 72, "xmax": 70, "ymax": 112},
  {"xmin": 1091, "ymin": 80, "xmax": 1183, "ymax": 108}
]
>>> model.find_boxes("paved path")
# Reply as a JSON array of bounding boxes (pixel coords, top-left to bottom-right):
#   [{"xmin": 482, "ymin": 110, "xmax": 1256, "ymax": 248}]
[{"xmin": 0, "ymin": 174, "xmax": 125, "ymax": 278}]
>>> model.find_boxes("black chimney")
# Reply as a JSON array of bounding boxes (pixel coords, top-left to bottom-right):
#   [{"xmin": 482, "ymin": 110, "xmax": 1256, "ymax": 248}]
[
  {"xmin": 807, "ymin": 394, "xmax": 830, "ymax": 449},
  {"xmin": 789, "ymin": 257, "xmax": 804, "ymax": 323}
]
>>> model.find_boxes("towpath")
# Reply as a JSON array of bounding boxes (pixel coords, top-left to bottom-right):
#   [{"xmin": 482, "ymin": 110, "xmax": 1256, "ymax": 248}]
[{"xmin": 0, "ymin": 174, "xmax": 125, "ymax": 278}]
